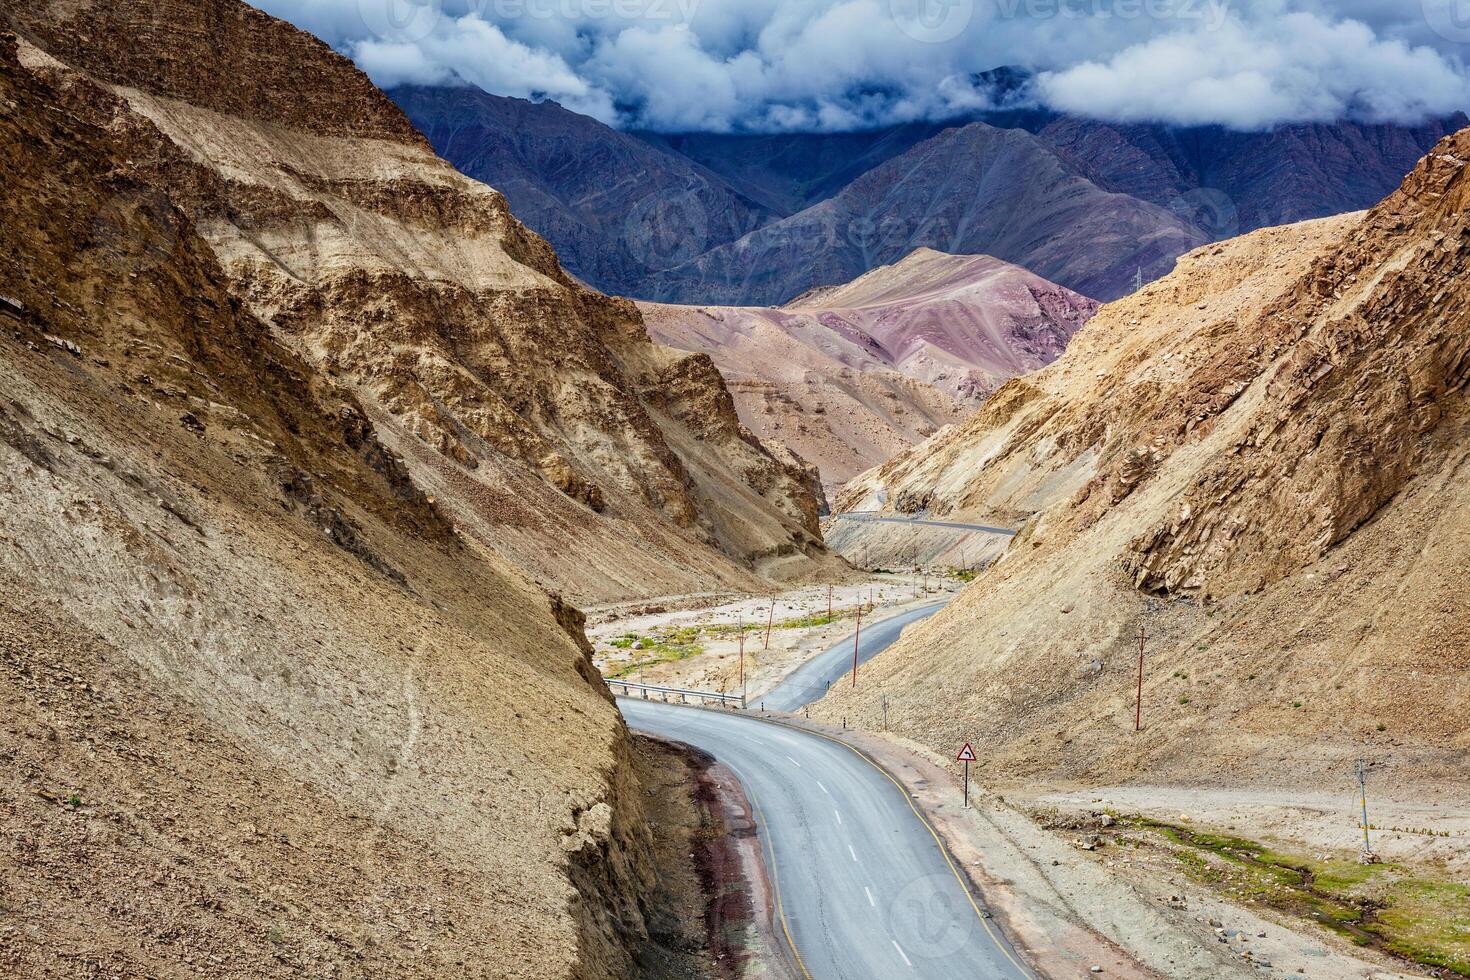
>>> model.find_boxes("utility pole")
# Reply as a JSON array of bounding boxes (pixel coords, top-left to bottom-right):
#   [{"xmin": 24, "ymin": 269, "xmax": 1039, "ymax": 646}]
[
  {"xmin": 1134, "ymin": 625, "xmax": 1146, "ymax": 732},
  {"xmin": 764, "ymin": 601, "xmax": 775, "ymax": 650},
  {"xmin": 827, "ymin": 583, "xmax": 832, "ymax": 622},
  {"xmin": 737, "ymin": 613, "xmax": 746, "ymax": 703},
  {"xmin": 851, "ymin": 604, "xmax": 862, "ymax": 688},
  {"xmin": 881, "ymin": 692, "xmax": 888, "ymax": 731},
  {"xmin": 1357, "ymin": 759, "xmax": 1374, "ymax": 856}
]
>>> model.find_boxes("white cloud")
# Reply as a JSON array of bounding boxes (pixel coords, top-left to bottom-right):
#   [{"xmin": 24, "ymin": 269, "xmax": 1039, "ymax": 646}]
[
  {"xmin": 253, "ymin": 0, "xmax": 1470, "ymax": 132},
  {"xmin": 1037, "ymin": 12, "xmax": 1470, "ymax": 129}
]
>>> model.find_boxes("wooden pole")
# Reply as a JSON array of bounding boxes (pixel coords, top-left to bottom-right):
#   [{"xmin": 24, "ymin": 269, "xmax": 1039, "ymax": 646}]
[
  {"xmin": 1134, "ymin": 625, "xmax": 1145, "ymax": 732},
  {"xmin": 764, "ymin": 601, "xmax": 775, "ymax": 650},
  {"xmin": 827, "ymin": 584, "xmax": 832, "ymax": 622},
  {"xmin": 851, "ymin": 604, "xmax": 862, "ymax": 688},
  {"xmin": 738, "ymin": 613, "xmax": 745, "ymax": 694}
]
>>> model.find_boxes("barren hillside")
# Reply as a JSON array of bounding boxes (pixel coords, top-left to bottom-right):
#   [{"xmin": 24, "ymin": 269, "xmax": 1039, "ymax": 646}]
[
  {"xmin": 0, "ymin": 24, "xmax": 668, "ymax": 978},
  {"xmin": 641, "ymin": 249, "xmax": 1097, "ymax": 491},
  {"xmin": 820, "ymin": 131, "xmax": 1470, "ymax": 789},
  {"xmin": 1, "ymin": 0, "xmax": 841, "ymax": 606}
]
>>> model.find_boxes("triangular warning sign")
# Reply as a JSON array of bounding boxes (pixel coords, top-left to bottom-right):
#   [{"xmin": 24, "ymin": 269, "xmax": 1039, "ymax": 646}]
[{"xmin": 956, "ymin": 742, "xmax": 978, "ymax": 762}]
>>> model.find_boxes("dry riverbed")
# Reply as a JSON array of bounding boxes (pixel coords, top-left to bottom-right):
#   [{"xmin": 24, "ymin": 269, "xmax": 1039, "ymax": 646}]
[{"xmin": 588, "ymin": 575, "xmax": 960, "ymax": 699}]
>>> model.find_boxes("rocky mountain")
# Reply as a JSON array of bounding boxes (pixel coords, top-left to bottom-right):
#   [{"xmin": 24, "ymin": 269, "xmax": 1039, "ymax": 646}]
[
  {"xmin": 642, "ymin": 121, "xmax": 1201, "ymax": 304},
  {"xmin": 819, "ymin": 128, "xmax": 1470, "ymax": 786},
  {"xmin": 0, "ymin": 20, "xmax": 656, "ymax": 979},
  {"xmin": 1027, "ymin": 113, "xmax": 1468, "ymax": 238},
  {"xmin": 1, "ymin": 0, "xmax": 844, "ymax": 607},
  {"xmin": 399, "ymin": 75, "xmax": 1461, "ymax": 308},
  {"xmin": 390, "ymin": 85, "xmax": 778, "ymax": 297},
  {"xmin": 637, "ymin": 122, "xmax": 952, "ymax": 216},
  {"xmin": 640, "ymin": 248, "xmax": 1097, "ymax": 491},
  {"xmin": 0, "ymin": 0, "xmax": 856, "ymax": 973}
]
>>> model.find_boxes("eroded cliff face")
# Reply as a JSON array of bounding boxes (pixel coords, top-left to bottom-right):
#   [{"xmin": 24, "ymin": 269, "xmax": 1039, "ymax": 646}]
[
  {"xmin": 1121, "ymin": 140, "xmax": 1470, "ymax": 598},
  {"xmin": 0, "ymin": 17, "xmax": 667, "ymax": 980},
  {"xmin": 2, "ymin": 0, "xmax": 838, "ymax": 605},
  {"xmin": 820, "ymin": 134, "xmax": 1470, "ymax": 785}
]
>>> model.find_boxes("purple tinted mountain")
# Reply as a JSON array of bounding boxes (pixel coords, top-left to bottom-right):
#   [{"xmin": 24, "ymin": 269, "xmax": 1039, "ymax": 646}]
[
  {"xmin": 642, "ymin": 122, "xmax": 1200, "ymax": 304},
  {"xmin": 1030, "ymin": 114, "xmax": 1468, "ymax": 236},
  {"xmin": 390, "ymin": 84, "xmax": 778, "ymax": 295},
  {"xmin": 396, "ymin": 74, "xmax": 1463, "ymax": 306},
  {"xmin": 638, "ymin": 123, "xmax": 952, "ymax": 215}
]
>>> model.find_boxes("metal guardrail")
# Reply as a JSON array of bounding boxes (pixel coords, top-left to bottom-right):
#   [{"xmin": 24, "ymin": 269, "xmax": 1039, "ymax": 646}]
[
  {"xmin": 827, "ymin": 512, "xmax": 1017, "ymax": 536},
  {"xmin": 607, "ymin": 679, "xmax": 745, "ymax": 709}
]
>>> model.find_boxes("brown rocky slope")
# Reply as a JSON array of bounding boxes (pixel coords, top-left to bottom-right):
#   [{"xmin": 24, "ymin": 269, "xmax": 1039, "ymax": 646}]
[
  {"xmin": 641, "ymin": 249, "xmax": 1097, "ymax": 493},
  {"xmin": 1, "ymin": 0, "xmax": 841, "ymax": 606},
  {"xmin": 0, "ymin": 25, "xmax": 667, "ymax": 978},
  {"xmin": 821, "ymin": 132, "xmax": 1470, "ymax": 790}
]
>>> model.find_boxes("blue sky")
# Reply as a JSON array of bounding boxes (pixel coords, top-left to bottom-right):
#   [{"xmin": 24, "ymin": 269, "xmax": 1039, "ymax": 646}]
[{"xmin": 258, "ymin": 0, "xmax": 1470, "ymax": 131}]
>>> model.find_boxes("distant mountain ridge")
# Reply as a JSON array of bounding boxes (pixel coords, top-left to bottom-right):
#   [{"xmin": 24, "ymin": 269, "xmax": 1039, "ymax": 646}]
[
  {"xmin": 639, "ymin": 248, "xmax": 1098, "ymax": 491},
  {"xmin": 391, "ymin": 74, "xmax": 1465, "ymax": 305},
  {"xmin": 390, "ymin": 84, "xmax": 778, "ymax": 293}
]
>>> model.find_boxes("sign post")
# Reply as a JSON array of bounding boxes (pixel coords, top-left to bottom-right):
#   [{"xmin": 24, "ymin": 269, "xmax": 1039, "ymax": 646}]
[{"xmin": 956, "ymin": 742, "xmax": 978, "ymax": 809}]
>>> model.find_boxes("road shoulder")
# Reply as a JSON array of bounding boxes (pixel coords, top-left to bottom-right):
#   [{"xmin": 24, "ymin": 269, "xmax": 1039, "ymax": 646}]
[{"xmin": 761, "ymin": 716, "xmax": 1429, "ymax": 980}]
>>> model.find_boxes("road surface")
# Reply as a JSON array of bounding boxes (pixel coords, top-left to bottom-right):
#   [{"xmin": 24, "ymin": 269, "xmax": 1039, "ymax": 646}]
[
  {"xmin": 830, "ymin": 512, "xmax": 1017, "ymax": 536},
  {"xmin": 621, "ymin": 603, "xmax": 1033, "ymax": 979},
  {"xmin": 756, "ymin": 600, "xmax": 947, "ymax": 712},
  {"xmin": 621, "ymin": 699, "xmax": 1030, "ymax": 978}
]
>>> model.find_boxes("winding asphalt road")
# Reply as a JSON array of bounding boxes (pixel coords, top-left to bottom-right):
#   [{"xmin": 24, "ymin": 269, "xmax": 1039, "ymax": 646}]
[
  {"xmin": 830, "ymin": 513, "xmax": 1017, "ymax": 536},
  {"xmin": 620, "ymin": 603, "xmax": 1032, "ymax": 979},
  {"xmin": 757, "ymin": 600, "xmax": 947, "ymax": 712}
]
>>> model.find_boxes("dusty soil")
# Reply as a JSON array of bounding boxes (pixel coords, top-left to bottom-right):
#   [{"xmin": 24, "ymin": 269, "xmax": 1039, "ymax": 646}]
[
  {"xmin": 631, "ymin": 736, "xmax": 804, "ymax": 980},
  {"xmin": 1034, "ymin": 785, "xmax": 1470, "ymax": 880}
]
